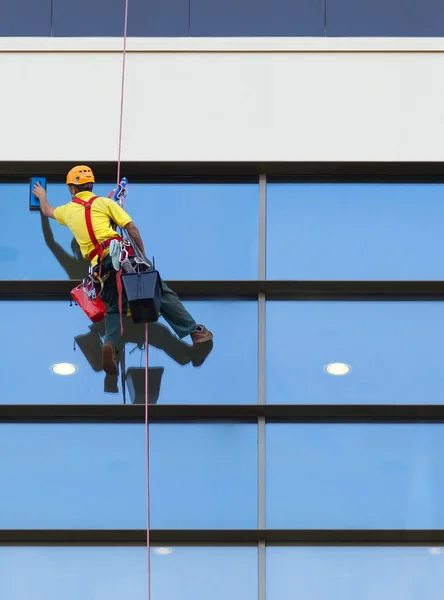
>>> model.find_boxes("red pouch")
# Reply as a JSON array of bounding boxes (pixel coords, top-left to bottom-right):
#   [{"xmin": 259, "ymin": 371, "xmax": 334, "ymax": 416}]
[{"xmin": 71, "ymin": 284, "xmax": 107, "ymax": 323}]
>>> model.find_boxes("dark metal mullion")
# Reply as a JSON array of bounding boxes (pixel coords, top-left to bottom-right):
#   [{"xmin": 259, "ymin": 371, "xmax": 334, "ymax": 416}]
[
  {"xmin": 2, "ymin": 279, "xmax": 444, "ymax": 299},
  {"xmin": 2, "ymin": 160, "xmax": 444, "ymax": 179},
  {"xmin": 3, "ymin": 404, "xmax": 444, "ymax": 423},
  {"xmin": 2, "ymin": 529, "xmax": 444, "ymax": 545}
]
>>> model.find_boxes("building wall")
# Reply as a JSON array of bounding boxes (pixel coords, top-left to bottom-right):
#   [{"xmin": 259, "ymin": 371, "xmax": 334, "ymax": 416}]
[
  {"xmin": 2, "ymin": 1, "xmax": 444, "ymax": 597},
  {"xmin": 2, "ymin": 38, "xmax": 444, "ymax": 163}
]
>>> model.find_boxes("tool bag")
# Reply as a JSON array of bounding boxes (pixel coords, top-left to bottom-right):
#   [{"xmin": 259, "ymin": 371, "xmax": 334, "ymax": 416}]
[
  {"xmin": 71, "ymin": 283, "xmax": 106, "ymax": 323},
  {"xmin": 121, "ymin": 268, "xmax": 162, "ymax": 324}
]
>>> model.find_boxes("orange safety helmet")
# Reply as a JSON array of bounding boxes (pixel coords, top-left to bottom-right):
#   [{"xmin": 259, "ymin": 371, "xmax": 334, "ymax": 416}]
[{"xmin": 66, "ymin": 165, "xmax": 95, "ymax": 186}]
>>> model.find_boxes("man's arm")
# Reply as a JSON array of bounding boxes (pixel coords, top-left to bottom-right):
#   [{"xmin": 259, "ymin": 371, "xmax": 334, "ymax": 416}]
[
  {"xmin": 126, "ymin": 221, "xmax": 146, "ymax": 258},
  {"xmin": 33, "ymin": 182, "xmax": 55, "ymax": 219},
  {"xmin": 104, "ymin": 198, "xmax": 147, "ymax": 258}
]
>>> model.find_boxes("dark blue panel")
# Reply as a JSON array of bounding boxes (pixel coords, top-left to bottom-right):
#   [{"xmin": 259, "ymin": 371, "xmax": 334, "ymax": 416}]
[
  {"xmin": 266, "ymin": 424, "xmax": 444, "ymax": 529},
  {"xmin": 267, "ymin": 184, "xmax": 444, "ymax": 280},
  {"xmin": 52, "ymin": 0, "xmax": 189, "ymax": 37},
  {"xmin": 0, "ymin": 300, "xmax": 257, "ymax": 405},
  {"xmin": 0, "ymin": 0, "xmax": 51, "ymax": 36},
  {"xmin": 327, "ymin": 0, "xmax": 444, "ymax": 36},
  {"xmin": 266, "ymin": 301, "xmax": 444, "ymax": 405},
  {"xmin": 190, "ymin": 0, "xmax": 325, "ymax": 36},
  {"xmin": 0, "ymin": 547, "xmax": 257, "ymax": 600},
  {"xmin": 0, "ymin": 423, "xmax": 257, "ymax": 528},
  {"xmin": 268, "ymin": 547, "xmax": 444, "ymax": 600}
]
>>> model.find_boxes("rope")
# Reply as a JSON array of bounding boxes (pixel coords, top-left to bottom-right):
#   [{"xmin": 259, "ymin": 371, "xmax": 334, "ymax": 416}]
[
  {"xmin": 116, "ymin": 0, "xmax": 129, "ymax": 192},
  {"xmin": 145, "ymin": 323, "xmax": 151, "ymax": 600},
  {"xmin": 116, "ymin": 0, "xmax": 151, "ymax": 597}
]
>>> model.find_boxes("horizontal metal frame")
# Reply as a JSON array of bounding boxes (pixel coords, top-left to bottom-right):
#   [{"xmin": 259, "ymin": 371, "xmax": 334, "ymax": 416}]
[
  {"xmin": 1, "ymin": 161, "xmax": 444, "ymax": 181},
  {"xmin": 2, "ymin": 404, "xmax": 444, "ymax": 423},
  {"xmin": 1, "ymin": 529, "xmax": 444, "ymax": 546},
  {"xmin": 2, "ymin": 280, "xmax": 444, "ymax": 300}
]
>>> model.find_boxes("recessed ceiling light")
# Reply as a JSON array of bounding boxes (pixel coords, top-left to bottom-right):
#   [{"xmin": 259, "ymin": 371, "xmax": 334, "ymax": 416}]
[
  {"xmin": 153, "ymin": 547, "xmax": 172, "ymax": 556},
  {"xmin": 51, "ymin": 363, "xmax": 77, "ymax": 376},
  {"xmin": 325, "ymin": 363, "xmax": 351, "ymax": 376},
  {"xmin": 429, "ymin": 548, "xmax": 442, "ymax": 555}
]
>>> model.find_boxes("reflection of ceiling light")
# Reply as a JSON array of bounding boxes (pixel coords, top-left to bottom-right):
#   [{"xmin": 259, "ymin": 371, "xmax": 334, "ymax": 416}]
[
  {"xmin": 51, "ymin": 363, "xmax": 77, "ymax": 376},
  {"xmin": 325, "ymin": 363, "xmax": 351, "ymax": 376},
  {"xmin": 430, "ymin": 548, "xmax": 442, "ymax": 555},
  {"xmin": 153, "ymin": 547, "xmax": 172, "ymax": 556}
]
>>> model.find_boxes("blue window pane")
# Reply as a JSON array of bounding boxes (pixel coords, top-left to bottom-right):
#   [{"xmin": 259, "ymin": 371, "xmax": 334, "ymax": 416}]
[
  {"xmin": 52, "ymin": 0, "xmax": 189, "ymax": 37},
  {"xmin": 190, "ymin": 0, "xmax": 325, "ymax": 36},
  {"xmin": 0, "ymin": 546, "xmax": 257, "ymax": 600},
  {"xmin": 266, "ymin": 423, "xmax": 444, "ymax": 529},
  {"xmin": 0, "ymin": 423, "xmax": 256, "ymax": 529},
  {"xmin": 127, "ymin": 183, "xmax": 259, "ymax": 280},
  {"xmin": 267, "ymin": 546, "xmax": 444, "ymax": 600},
  {"xmin": 0, "ymin": 182, "xmax": 258, "ymax": 280},
  {"xmin": 151, "ymin": 423, "xmax": 257, "ymax": 529},
  {"xmin": 152, "ymin": 547, "xmax": 258, "ymax": 600},
  {"xmin": 266, "ymin": 301, "xmax": 444, "ymax": 405},
  {"xmin": 1, "ymin": 299, "xmax": 257, "ymax": 405},
  {"xmin": 267, "ymin": 183, "xmax": 444, "ymax": 280},
  {"xmin": 0, "ymin": 0, "xmax": 51, "ymax": 36},
  {"xmin": 327, "ymin": 0, "xmax": 444, "ymax": 37}
]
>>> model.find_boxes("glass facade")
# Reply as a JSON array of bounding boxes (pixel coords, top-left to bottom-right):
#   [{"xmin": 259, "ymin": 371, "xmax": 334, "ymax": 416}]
[
  {"xmin": 266, "ymin": 423, "xmax": 444, "ymax": 529},
  {"xmin": 0, "ymin": 546, "xmax": 258, "ymax": 600},
  {"xmin": 1, "ymin": 183, "xmax": 258, "ymax": 280},
  {"xmin": 267, "ymin": 183, "xmax": 444, "ymax": 280},
  {"xmin": 2, "ymin": 299, "xmax": 257, "ymax": 405},
  {"xmin": 0, "ymin": 423, "xmax": 257, "ymax": 529},
  {"xmin": 2, "ymin": 175, "xmax": 440, "ymax": 597},
  {"xmin": 266, "ymin": 300, "xmax": 444, "ymax": 404},
  {"xmin": 267, "ymin": 547, "xmax": 444, "ymax": 600}
]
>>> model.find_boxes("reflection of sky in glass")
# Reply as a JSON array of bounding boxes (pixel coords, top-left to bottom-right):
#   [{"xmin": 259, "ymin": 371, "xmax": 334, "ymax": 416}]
[
  {"xmin": 0, "ymin": 546, "xmax": 257, "ymax": 600},
  {"xmin": 267, "ymin": 547, "xmax": 444, "ymax": 600},
  {"xmin": 0, "ymin": 423, "xmax": 257, "ymax": 529},
  {"xmin": 267, "ymin": 183, "xmax": 444, "ymax": 280},
  {"xmin": 0, "ymin": 182, "xmax": 258, "ymax": 280},
  {"xmin": 1, "ymin": 299, "xmax": 257, "ymax": 405},
  {"xmin": 266, "ymin": 301, "xmax": 444, "ymax": 404},
  {"xmin": 266, "ymin": 423, "xmax": 444, "ymax": 529}
]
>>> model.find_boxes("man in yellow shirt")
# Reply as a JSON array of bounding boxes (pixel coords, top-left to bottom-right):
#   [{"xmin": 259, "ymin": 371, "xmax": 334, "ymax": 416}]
[{"xmin": 33, "ymin": 165, "xmax": 213, "ymax": 375}]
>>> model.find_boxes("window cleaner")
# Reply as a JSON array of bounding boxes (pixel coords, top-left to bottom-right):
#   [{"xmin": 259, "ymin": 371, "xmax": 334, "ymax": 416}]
[{"xmin": 32, "ymin": 165, "xmax": 213, "ymax": 375}]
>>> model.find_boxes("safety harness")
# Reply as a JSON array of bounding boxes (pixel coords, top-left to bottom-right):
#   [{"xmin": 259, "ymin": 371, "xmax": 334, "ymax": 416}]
[
  {"xmin": 71, "ymin": 195, "xmax": 122, "ymax": 263},
  {"xmin": 72, "ymin": 195, "xmax": 127, "ymax": 334}
]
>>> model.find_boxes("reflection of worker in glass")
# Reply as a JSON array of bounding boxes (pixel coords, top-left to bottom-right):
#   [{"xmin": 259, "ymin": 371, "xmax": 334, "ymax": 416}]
[
  {"xmin": 40, "ymin": 211, "xmax": 88, "ymax": 279},
  {"xmin": 33, "ymin": 165, "xmax": 213, "ymax": 375}
]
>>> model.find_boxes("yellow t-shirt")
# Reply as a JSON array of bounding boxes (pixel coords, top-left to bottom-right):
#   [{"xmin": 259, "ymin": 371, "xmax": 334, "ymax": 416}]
[{"xmin": 54, "ymin": 191, "xmax": 132, "ymax": 265}]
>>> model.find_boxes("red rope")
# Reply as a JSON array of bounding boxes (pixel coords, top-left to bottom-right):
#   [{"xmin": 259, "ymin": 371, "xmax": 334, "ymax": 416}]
[
  {"xmin": 116, "ymin": 0, "xmax": 129, "ymax": 194},
  {"xmin": 145, "ymin": 323, "xmax": 151, "ymax": 600},
  {"xmin": 116, "ymin": 0, "xmax": 151, "ymax": 597}
]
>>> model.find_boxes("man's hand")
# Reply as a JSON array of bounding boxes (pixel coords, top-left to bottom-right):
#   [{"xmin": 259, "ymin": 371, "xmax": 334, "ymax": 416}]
[
  {"xmin": 33, "ymin": 182, "xmax": 55, "ymax": 219},
  {"xmin": 33, "ymin": 182, "xmax": 47, "ymax": 203}
]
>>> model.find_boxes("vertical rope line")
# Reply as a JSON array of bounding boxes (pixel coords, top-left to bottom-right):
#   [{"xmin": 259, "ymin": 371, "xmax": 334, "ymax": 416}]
[
  {"xmin": 145, "ymin": 323, "xmax": 151, "ymax": 600},
  {"xmin": 117, "ymin": 0, "xmax": 130, "ymax": 192},
  {"xmin": 116, "ymin": 1, "xmax": 151, "ymax": 597}
]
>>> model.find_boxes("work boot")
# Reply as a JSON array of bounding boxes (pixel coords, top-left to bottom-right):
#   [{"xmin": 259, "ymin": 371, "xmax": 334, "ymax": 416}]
[
  {"xmin": 191, "ymin": 325, "xmax": 213, "ymax": 345},
  {"xmin": 190, "ymin": 325, "xmax": 214, "ymax": 368},
  {"xmin": 102, "ymin": 341, "xmax": 118, "ymax": 376}
]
